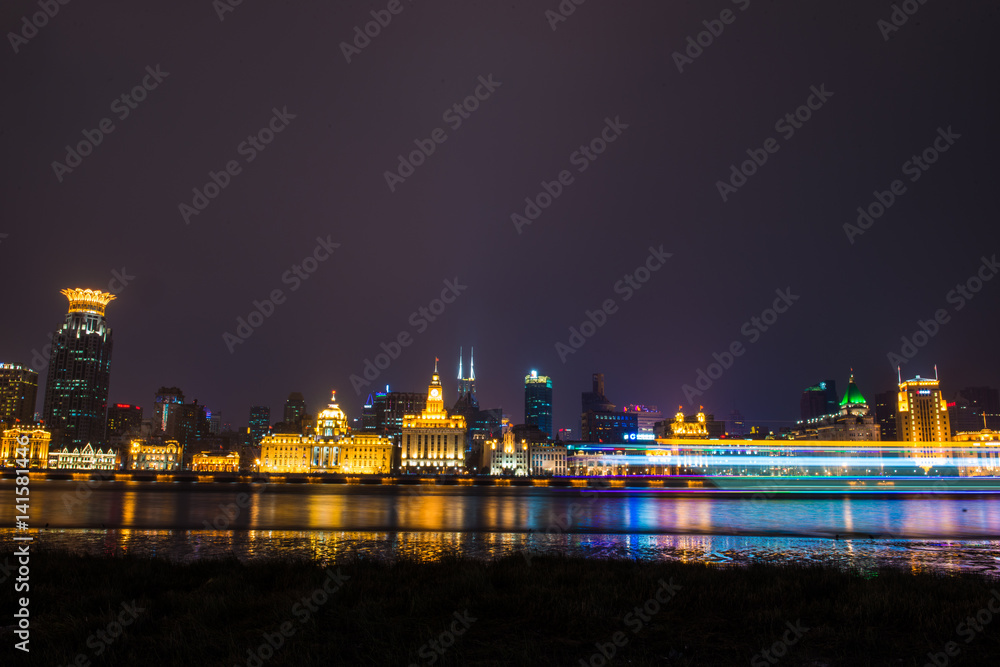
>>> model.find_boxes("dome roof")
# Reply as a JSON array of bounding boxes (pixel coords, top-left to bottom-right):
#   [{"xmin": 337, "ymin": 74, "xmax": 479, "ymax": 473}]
[{"xmin": 839, "ymin": 374, "xmax": 867, "ymax": 407}]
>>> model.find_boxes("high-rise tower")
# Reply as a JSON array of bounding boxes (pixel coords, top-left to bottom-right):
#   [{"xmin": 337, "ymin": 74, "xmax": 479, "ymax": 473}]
[
  {"xmin": 524, "ymin": 370, "xmax": 553, "ymax": 438},
  {"xmin": 457, "ymin": 347, "xmax": 477, "ymax": 407},
  {"xmin": 42, "ymin": 288, "xmax": 115, "ymax": 448},
  {"xmin": 0, "ymin": 363, "xmax": 38, "ymax": 426},
  {"xmin": 896, "ymin": 367, "xmax": 951, "ymax": 442}
]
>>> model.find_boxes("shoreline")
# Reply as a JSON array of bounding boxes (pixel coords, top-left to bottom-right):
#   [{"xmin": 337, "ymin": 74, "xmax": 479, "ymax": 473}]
[{"xmin": 3, "ymin": 550, "xmax": 999, "ymax": 666}]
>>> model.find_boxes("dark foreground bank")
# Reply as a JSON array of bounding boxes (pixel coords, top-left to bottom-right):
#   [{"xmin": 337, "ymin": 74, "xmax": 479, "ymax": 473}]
[{"xmin": 2, "ymin": 551, "xmax": 998, "ymax": 666}]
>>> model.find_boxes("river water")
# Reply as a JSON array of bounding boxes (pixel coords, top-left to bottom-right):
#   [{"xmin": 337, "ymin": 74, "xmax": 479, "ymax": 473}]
[{"xmin": 3, "ymin": 480, "xmax": 999, "ymax": 575}]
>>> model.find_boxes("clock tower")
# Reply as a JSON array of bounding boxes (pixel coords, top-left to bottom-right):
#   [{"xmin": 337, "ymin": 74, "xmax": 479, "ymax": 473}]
[
  {"xmin": 426, "ymin": 357, "xmax": 445, "ymax": 415},
  {"xmin": 401, "ymin": 358, "xmax": 468, "ymax": 473}
]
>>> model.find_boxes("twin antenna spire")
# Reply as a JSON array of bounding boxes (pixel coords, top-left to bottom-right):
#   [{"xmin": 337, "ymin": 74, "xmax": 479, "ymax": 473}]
[{"xmin": 458, "ymin": 346, "xmax": 475, "ymax": 380}]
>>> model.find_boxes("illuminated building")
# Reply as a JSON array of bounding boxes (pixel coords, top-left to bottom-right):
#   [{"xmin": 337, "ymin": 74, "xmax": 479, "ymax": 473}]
[
  {"xmin": 489, "ymin": 423, "xmax": 529, "ymax": 476},
  {"xmin": 796, "ymin": 374, "xmax": 880, "ymax": 441},
  {"xmin": 580, "ymin": 373, "xmax": 641, "ymax": 442},
  {"xmin": 529, "ymin": 442, "xmax": 567, "ymax": 476},
  {"xmin": 339, "ymin": 433, "xmax": 393, "ymax": 474},
  {"xmin": 310, "ymin": 391, "xmax": 348, "ymax": 471},
  {"xmin": 106, "ymin": 403, "xmax": 143, "ymax": 449},
  {"xmin": 51, "ymin": 443, "xmax": 115, "ymax": 470},
  {"xmin": 42, "ymin": 288, "xmax": 115, "ymax": 449},
  {"xmin": 154, "ymin": 387, "xmax": 184, "ymax": 432},
  {"xmin": 897, "ymin": 370, "xmax": 951, "ymax": 442},
  {"xmin": 248, "ymin": 406, "xmax": 270, "ymax": 446},
  {"xmin": 0, "ymin": 363, "xmax": 38, "ymax": 427},
  {"xmin": 623, "ymin": 404, "xmax": 662, "ymax": 440},
  {"xmin": 361, "ymin": 389, "xmax": 387, "ymax": 432},
  {"xmin": 457, "ymin": 347, "xmax": 477, "ymax": 406},
  {"xmin": 259, "ymin": 433, "xmax": 311, "ymax": 473},
  {"xmin": 191, "ymin": 450, "xmax": 240, "ymax": 472},
  {"xmin": 1, "ymin": 426, "xmax": 51, "ymax": 468},
  {"xmin": 524, "ymin": 370, "xmax": 553, "ymax": 438},
  {"xmin": 667, "ymin": 407, "xmax": 709, "ymax": 438},
  {"xmin": 401, "ymin": 360, "xmax": 467, "ymax": 473},
  {"xmin": 129, "ymin": 439, "xmax": 180, "ymax": 471}
]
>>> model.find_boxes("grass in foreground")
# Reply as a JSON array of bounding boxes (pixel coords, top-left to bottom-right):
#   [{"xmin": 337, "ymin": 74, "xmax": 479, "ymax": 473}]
[{"xmin": 1, "ymin": 551, "xmax": 999, "ymax": 666}]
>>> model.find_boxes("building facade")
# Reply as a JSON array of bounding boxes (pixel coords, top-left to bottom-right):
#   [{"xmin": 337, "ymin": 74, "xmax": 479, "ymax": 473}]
[
  {"xmin": 529, "ymin": 442, "xmax": 567, "ymax": 476},
  {"xmin": 43, "ymin": 289, "xmax": 115, "ymax": 449},
  {"xmin": 0, "ymin": 363, "xmax": 38, "ymax": 427},
  {"xmin": 191, "ymin": 451, "xmax": 240, "ymax": 472},
  {"xmin": 489, "ymin": 424, "xmax": 529, "ymax": 476},
  {"xmin": 524, "ymin": 370, "xmax": 552, "ymax": 438},
  {"xmin": 129, "ymin": 439, "xmax": 181, "ymax": 471},
  {"xmin": 52, "ymin": 443, "xmax": 115, "ymax": 470},
  {"xmin": 897, "ymin": 373, "xmax": 951, "ymax": 442},
  {"xmin": 1, "ymin": 426, "xmax": 51, "ymax": 468},
  {"xmin": 248, "ymin": 405, "xmax": 270, "ymax": 446},
  {"xmin": 401, "ymin": 362, "xmax": 467, "ymax": 473},
  {"xmin": 339, "ymin": 433, "xmax": 393, "ymax": 474}
]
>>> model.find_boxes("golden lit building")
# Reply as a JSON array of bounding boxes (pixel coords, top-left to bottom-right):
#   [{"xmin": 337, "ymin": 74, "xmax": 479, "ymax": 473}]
[
  {"xmin": 897, "ymin": 372, "xmax": 951, "ymax": 442},
  {"xmin": 489, "ymin": 423, "xmax": 529, "ymax": 476},
  {"xmin": 129, "ymin": 439, "xmax": 180, "ymax": 471},
  {"xmin": 340, "ymin": 432, "xmax": 393, "ymax": 474},
  {"xmin": 670, "ymin": 407, "xmax": 709, "ymax": 438},
  {"xmin": 52, "ymin": 443, "xmax": 116, "ymax": 470},
  {"xmin": 191, "ymin": 451, "xmax": 240, "ymax": 472},
  {"xmin": 1, "ymin": 426, "xmax": 51, "ymax": 468},
  {"xmin": 401, "ymin": 360, "xmax": 467, "ymax": 473},
  {"xmin": 259, "ymin": 432, "xmax": 311, "ymax": 473}
]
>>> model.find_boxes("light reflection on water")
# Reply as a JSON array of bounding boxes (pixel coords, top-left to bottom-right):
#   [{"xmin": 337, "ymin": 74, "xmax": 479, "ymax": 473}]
[
  {"xmin": 7, "ymin": 529, "xmax": 1000, "ymax": 577},
  {"xmin": 3, "ymin": 481, "xmax": 1000, "ymax": 574}
]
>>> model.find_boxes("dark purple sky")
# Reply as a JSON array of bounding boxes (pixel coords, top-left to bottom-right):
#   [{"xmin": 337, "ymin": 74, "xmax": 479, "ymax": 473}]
[{"xmin": 3, "ymin": 0, "xmax": 999, "ymax": 433}]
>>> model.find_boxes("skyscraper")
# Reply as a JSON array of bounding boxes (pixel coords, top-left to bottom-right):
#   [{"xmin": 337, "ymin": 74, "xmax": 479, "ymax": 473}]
[
  {"xmin": 154, "ymin": 387, "xmax": 184, "ymax": 432},
  {"xmin": 457, "ymin": 347, "xmax": 477, "ymax": 407},
  {"xmin": 248, "ymin": 405, "xmax": 270, "ymax": 446},
  {"xmin": 283, "ymin": 392, "xmax": 308, "ymax": 431},
  {"xmin": 43, "ymin": 289, "xmax": 115, "ymax": 448},
  {"xmin": 896, "ymin": 369, "xmax": 951, "ymax": 442},
  {"xmin": 106, "ymin": 404, "xmax": 142, "ymax": 440},
  {"xmin": 799, "ymin": 380, "xmax": 838, "ymax": 420},
  {"xmin": 524, "ymin": 370, "xmax": 553, "ymax": 438},
  {"xmin": 0, "ymin": 363, "xmax": 38, "ymax": 426}
]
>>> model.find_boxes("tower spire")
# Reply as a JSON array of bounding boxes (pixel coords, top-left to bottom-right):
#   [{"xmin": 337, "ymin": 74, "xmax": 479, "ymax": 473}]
[
  {"xmin": 434, "ymin": 357, "xmax": 439, "ymax": 374},
  {"xmin": 470, "ymin": 347, "xmax": 475, "ymax": 380},
  {"xmin": 458, "ymin": 346, "xmax": 463, "ymax": 380}
]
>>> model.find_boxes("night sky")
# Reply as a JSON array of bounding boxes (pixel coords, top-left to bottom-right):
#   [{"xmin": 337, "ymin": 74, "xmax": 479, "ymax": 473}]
[{"xmin": 3, "ymin": 0, "xmax": 999, "ymax": 434}]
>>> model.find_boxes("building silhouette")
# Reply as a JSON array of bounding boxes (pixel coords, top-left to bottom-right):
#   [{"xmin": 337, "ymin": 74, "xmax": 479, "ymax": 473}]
[
  {"xmin": 0, "ymin": 363, "xmax": 38, "ymax": 427},
  {"xmin": 42, "ymin": 289, "xmax": 115, "ymax": 448}
]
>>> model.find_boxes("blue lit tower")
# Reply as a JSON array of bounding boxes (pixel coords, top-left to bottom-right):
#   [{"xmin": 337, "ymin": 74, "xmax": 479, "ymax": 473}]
[
  {"xmin": 42, "ymin": 288, "xmax": 115, "ymax": 448},
  {"xmin": 524, "ymin": 370, "xmax": 553, "ymax": 438}
]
